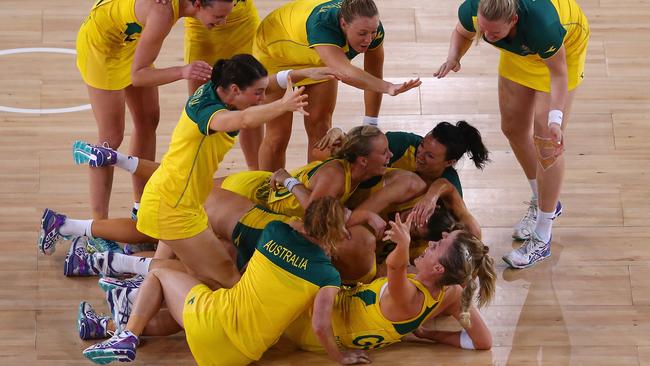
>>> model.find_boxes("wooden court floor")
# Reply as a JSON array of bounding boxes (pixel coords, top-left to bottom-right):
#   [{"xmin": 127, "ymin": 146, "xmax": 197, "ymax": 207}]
[{"xmin": 1, "ymin": 0, "xmax": 650, "ymax": 364}]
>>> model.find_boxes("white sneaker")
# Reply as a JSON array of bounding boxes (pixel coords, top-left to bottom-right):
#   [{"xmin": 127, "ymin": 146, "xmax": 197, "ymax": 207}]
[
  {"xmin": 512, "ymin": 199, "xmax": 538, "ymax": 240},
  {"xmin": 106, "ymin": 287, "xmax": 137, "ymax": 333},
  {"xmin": 503, "ymin": 232, "xmax": 551, "ymax": 269}
]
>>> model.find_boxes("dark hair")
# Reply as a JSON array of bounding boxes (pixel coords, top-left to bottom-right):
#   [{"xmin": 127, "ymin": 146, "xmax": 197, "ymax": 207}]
[
  {"xmin": 340, "ymin": 0, "xmax": 379, "ymax": 23},
  {"xmin": 425, "ymin": 206, "xmax": 463, "ymax": 241},
  {"xmin": 430, "ymin": 121, "xmax": 490, "ymax": 170},
  {"xmin": 193, "ymin": 0, "xmax": 234, "ymax": 6},
  {"xmin": 211, "ymin": 54, "xmax": 268, "ymax": 91}
]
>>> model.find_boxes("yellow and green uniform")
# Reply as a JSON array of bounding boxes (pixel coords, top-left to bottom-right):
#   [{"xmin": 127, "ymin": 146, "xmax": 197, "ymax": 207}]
[
  {"xmin": 231, "ymin": 205, "xmax": 299, "ymax": 270},
  {"xmin": 357, "ymin": 131, "xmax": 462, "ymax": 196},
  {"xmin": 222, "ymin": 159, "xmax": 357, "ymax": 218},
  {"xmin": 183, "ymin": 221, "xmax": 341, "ymax": 366},
  {"xmin": 137, "ymin": 81, "xmax": 238, "ymax": 240},
  {"xmin": 458, "ymin": 0, "xmax": 589, "ymax": 91},
  {"xmin": 76, "ymin": 0, "xmax": 181, "ymax": 90},
  {"xmin": 285, "ymin": 275, "xmax": 445, "ymax": 351},
  {"xmin": 252, "ymin": 0, "xmax": 385, "ymax": 85},
  {"xmin": 184, "ymin": 0, "xmax": 260, "ymax": 65}
]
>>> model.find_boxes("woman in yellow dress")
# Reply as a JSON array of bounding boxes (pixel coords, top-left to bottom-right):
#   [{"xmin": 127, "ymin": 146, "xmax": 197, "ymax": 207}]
[
  {"xmin": 284, "ymin": 213, "xmax": 496, "ymax": 361},
  {"xmin": 76, "ymin": 0, "xmax": 234, "ymax": 220},
  {"xmin": 82, "ymin": 197, "xmax": 352, "ymax": 366},
  {"xmin": 435, "ymin": 0, "xmax": 589, "ymax": 268},
  {"xmin": 252, "ymin": 0, "xmax": 422, "ymax": 171}
]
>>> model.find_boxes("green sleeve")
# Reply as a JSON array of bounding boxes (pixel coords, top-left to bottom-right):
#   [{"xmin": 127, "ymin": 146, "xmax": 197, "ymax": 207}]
[
  {"xmin": 458, "ymin": 0, "xmax": 478, "ymax": 32},
  {"xmin": 184, "ymin": 82, "xmax": 228, "ymax": 136},
  {"xmin": 386, "ymin": 131, "xmax": 423, "ymax": 165},
  {"xmin": 306, "ymin": 9, "xmax": 346, "ymax": 48},
  {"xmin": 442, "ymin": 167, "xmax": 463, "ymax": 197}
]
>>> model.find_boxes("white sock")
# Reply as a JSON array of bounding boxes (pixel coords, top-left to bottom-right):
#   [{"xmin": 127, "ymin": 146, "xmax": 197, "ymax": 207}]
[
  {"xmin": 534, "ymin": 210, "xmax": 554, "ymax": 242},
  {"xmin": 110, "ymin": 253, "xmax": 152, "ymax": 276},
  {"xmin": 133, "ymin": 202, "xmax": 140, "ymax": 211},
  {"xmin": 115, "ymin": 152, "xmax": 139, "ymax": 174},
  {"xmin": 528, "ymin": 179, "xmax": 538, "ymax": 200},
  {"xmin": 59, "ymin": 219, "xmax": 93, "ymax": 237}
]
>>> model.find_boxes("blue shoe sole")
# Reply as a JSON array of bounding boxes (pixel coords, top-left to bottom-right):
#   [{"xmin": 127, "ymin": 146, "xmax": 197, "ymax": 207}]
[
  {"xmin": 73, "ymin": 140, "xmax": 93, "ymax": 165},
  {"xmin": 83, "ymin": 348, "xmax": 135, "ymax": 364}
]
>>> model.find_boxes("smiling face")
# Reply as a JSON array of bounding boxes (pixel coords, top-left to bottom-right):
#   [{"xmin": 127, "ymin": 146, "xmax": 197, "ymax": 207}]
[
  {"xmin": 476, "ymin": 13, "xmax": 518, "ymax": 43},
  {"xmin": 228, "ymin": 77, "xmax": 268, "ymax": 110},
  {"xmin": 414, "ymin": 230, "xmax": 461, "ymax": 274},
  {"xmin": 195, "ymin": 0, "xmax": 233, "ymax": 29},
  {"xmin": 362, "ymin": 134, "xmax": 392, "ymax": 177},
  {"xmin": 415, "ymin": 134, "xmax": 453, "ymax": 178},
  {"xmin": 340, "ymin": 15, "xmax": 380, "ymax": 53}
]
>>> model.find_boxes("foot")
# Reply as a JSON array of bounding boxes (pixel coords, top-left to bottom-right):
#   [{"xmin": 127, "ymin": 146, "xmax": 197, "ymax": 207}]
[
  {"xmin": 87, "ymin": 237, "xmax": 124, "ymax": 254},
  {"xmin": 83, "ymin": 330, "xmax": 138, "ymax": 364},
  {"xmin": 92, "ymin": 251, "xmax": 122, "ymax": 277},
  {"xmin": 78, "ymin": 301, "xmax": 111, "ymax": 340},
  {"xmin": 106, "ymin": 287, "xmax": 136, "ymax": 334},
  {"xmin": 512, "ymin": 199, "xmax": 562, "ymax": 241},
  {"xmin": 73, "ymin": 140, "xmax": 117, "ymax": 168},
  {"xmin": 98, "ymin": 275, "xmax": 144, "ymax": 293},
  {"xmin": 64, "ymin": 237, "xmax": 100, "ymax": 277},
  {"xmin": 38, "ymin": 208, "xmax": 67, "ymax": 255},
  {"xmin": 503, "ymin": 232, "xmax": 551, "ymax": 269}
]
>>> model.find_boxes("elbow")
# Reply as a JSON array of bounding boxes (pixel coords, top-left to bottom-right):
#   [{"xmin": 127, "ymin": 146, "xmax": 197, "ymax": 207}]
[
  {"xmin": 130, "ymin": 71, "xmax": 147, "ymax": 88},
  {"xmin": 473, "ymin": 332, "xmax": 492, "ymax": 350}
]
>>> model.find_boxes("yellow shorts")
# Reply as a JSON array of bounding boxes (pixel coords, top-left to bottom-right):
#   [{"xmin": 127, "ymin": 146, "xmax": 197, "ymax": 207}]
[
  {"xmin": 252, "ymin": 19, "xmax": 326, "ymax": 86},
  {"xmin": 76, "ymin": 21, "xmax": 136, "ymax": 90},
  {"xmin": 221, "ymin": 171, "xmax": 271, "ymax": 203},
  {"xmin": 136, "ymin": 189, "xmax": 208, "ymax": 241},
  {"xmin": 183, "ymin": 284, "xmax": 253, "ymax": 366},
  {"xmin": 498, "ymin": 40, "xmax": 588, "ymax": 92},
  {"xmin": 183, "ymin": 10, "xmax": 260, "ymax": 65}
]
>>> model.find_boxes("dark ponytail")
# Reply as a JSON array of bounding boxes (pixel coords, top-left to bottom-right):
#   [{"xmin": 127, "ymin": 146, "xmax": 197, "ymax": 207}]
[
  {"xmin": 211, "ymin": 54, "xmax": 268, "ymax": 92},
  {"xmin": 430, "ymin": 121, "xmax": 490, "ymax": 170}
]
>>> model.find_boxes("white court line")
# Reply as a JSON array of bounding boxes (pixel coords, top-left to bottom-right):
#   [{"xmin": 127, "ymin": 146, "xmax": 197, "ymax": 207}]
[{"xmin": 0, "ymin": 47, "xmax": 91, "ymax": 114}]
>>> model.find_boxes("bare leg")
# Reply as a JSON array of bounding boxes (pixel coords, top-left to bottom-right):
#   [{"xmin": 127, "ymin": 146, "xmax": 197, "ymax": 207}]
[
  {"xmin": 132, "ymin": 158, "xmax": 160, "ymax": 180},
  {"xmin": 303, "ymin": 80, "xmax": 338, "ymax": 163},
  {"xmin": 533, "ymin": 89, "xmax": 577, "ymax": 213},
  {"xmin": 163, "ymin": 228, "xmax": 241, "ymax": 290},
  {"xmin": 498, "ymin": 76, "xmax": 537, "ymax": 180},
  {"xmin": 86, "ymin": 86, "xmax": 126, "ymax": 219},
  {"xmin": 258, "ymin": 89, "xmax": 293, "ymax": 171},
  {"xmin": 125, "ymin": 85, "xmax": 160, "ymax": 206},
  {"xmin": 92, "ymin": 218, "xmax": 156, "ymax": 244},
  {"xmin": 239, "ymin": 127, "xmax": 264, "ymax": 170},
  {"xmin": 126, "ymin": 268, "xmax": 202, "ymax": 336}
]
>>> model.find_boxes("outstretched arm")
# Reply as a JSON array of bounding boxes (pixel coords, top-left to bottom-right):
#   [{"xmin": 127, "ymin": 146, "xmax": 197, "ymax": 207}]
[{"xmin": 434, "ymin": 22, "xmax": 475, "ymax": 78}]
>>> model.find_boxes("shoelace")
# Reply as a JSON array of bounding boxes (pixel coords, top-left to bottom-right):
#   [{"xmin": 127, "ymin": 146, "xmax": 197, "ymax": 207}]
[{"xmin": 519, "ymin": 201, "xmax": 538, "ymax": 225}]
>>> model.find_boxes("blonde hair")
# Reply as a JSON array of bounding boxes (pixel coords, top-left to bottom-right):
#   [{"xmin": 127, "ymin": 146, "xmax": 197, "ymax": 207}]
[
  {"xmin": 334, "ymin": 125, "xmax": 384, "ymax": 163},
  {"xmin": 303, "ymin": 196, "xmax": 347, "ymax": 256},
  {"xmin": 475, "ymin": 0, "xmax": 519, "ymax": 45},
  {"xmin": 438, "ymin": 231, "xmax": 496, "ymax": 329}
]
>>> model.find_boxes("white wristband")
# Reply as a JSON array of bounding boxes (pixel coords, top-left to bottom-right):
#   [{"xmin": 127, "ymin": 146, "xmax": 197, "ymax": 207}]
[
  {"xmin": 362, "ymin": 116, "xmax": 379, "ymax": 126},
  {"xmin": 276, "ymin": 69, "xmax": 293, "ymax": 89},
  {"xmin": 548, "ymin": 109, "xmax": 563, "ymax": 127},
  {"xmin": 459, "ymin": 329, "xmax": 475, "ymax": 350},
  {"xmin": 283, "ymin": 177, "xmax": 302, "ymax": 192}
]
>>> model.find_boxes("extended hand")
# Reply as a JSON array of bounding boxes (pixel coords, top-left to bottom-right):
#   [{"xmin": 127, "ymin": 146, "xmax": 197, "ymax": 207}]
[
  {"xmin": 281, "ymin": 77, "xmax": 309, "ymax": 115},
  {"xmin": 181, "ymin": 61, "xmax": 212, "ymax": 81},
  {"xmin": 387, "ymin": 78, "xmax": 422, "ymax": 96},
  {"xmin": 434, "ymin": 59, "xmax": 461, "ymax": 78}
]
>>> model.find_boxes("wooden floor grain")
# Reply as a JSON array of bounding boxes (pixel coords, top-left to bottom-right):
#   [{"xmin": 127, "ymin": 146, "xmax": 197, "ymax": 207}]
[{"xmin": 1, "ymin": 0, "xmax": 649, "ymax": 364}]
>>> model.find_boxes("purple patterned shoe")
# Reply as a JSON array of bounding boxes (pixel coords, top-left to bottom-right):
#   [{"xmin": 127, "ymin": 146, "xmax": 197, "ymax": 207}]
[
  {"xmin": 98, "ymin": 275, "xmax": 144, "ymax": 293},
  {"xmin": 78, "ymin": 301, "xmax": 111, "ymax": 340},
  {"xmin": 107, "ymin": 287, "xmax": 136, "ymax": 333},
  {"xmin": 64, "ymin": 237, "xmax": 100, "ymax": 277},
  {"xmin": 38, "ymin": 208, "xmax": 67, "ymax": 255},
  {"xmin": 73, "ymin": 140, "xmax": 117, "ymax": 168},
  {"xmin": 83, "ymin": 330, "xmax": 139, "ymax": 364}
]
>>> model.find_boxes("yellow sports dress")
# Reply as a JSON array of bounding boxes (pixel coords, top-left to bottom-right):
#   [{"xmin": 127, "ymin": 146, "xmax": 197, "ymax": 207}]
[
  {"xmin": 231, "ymin": 205, "xmax": 300, "ymax": 270},
  {"xmin": 184, "ymin": 0, "xmax": 260, "ymax": 65},
  {"xmin": 458, "ymin": 0, "xmax": 589, "ymax": 91},
  {"xmin": 136, "ymin": 81, "xmax": 238, "ymax": 240},
  {"xmin": 222, "ymin": 159, "xmax": 357, "ymax": 218},
  {"xmin": 76, "ymin": 0, "xmax": 181, "ymax": 90},
  {"xmin": 252, "ymin": 0, "xmax": 385, "ymax": 85},
  {"xmin": 285, "ymin": 275, "xmax": 445, "ymax": 351},
  {"xmin": 183, "ymin": 221, "xmax": 341, "ymax": 366}
]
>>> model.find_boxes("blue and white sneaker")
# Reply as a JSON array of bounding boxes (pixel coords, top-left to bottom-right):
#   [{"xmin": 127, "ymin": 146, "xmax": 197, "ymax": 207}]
[
  {"xmin": 78, "ymin": 301, "xmax": 111, "ymax": 340},
  {"xmin": 512, "ymin": 199, "xmax": 563, "ymax": 241},
  {"xmin": 73, "ymin": 140, "xmax": 117, "ymax": 168},
  {"xmin": 87, "ymin": 237, "xmax": 124, "ymax": 254},
  {"xmin": 83, "ymin": 330, "xmax": 139, "ymax": 364},
  {"xmin": 38, "ymin": 208, "xmax": 67, "ymax": 255},
  {"xmin": 64, "ymin": 237, "xmax": 100, "ymax": 277},
  {"xmin": 98, "ymin": 275, "xmax": 144, "ymax": 293},
  {"xmin": 503, "ymin": 232, "xmax": 551, "ymax": 269},
  {"xmin": 106, "ymin": 287, "xmax": 136, "ymax": 334}
]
